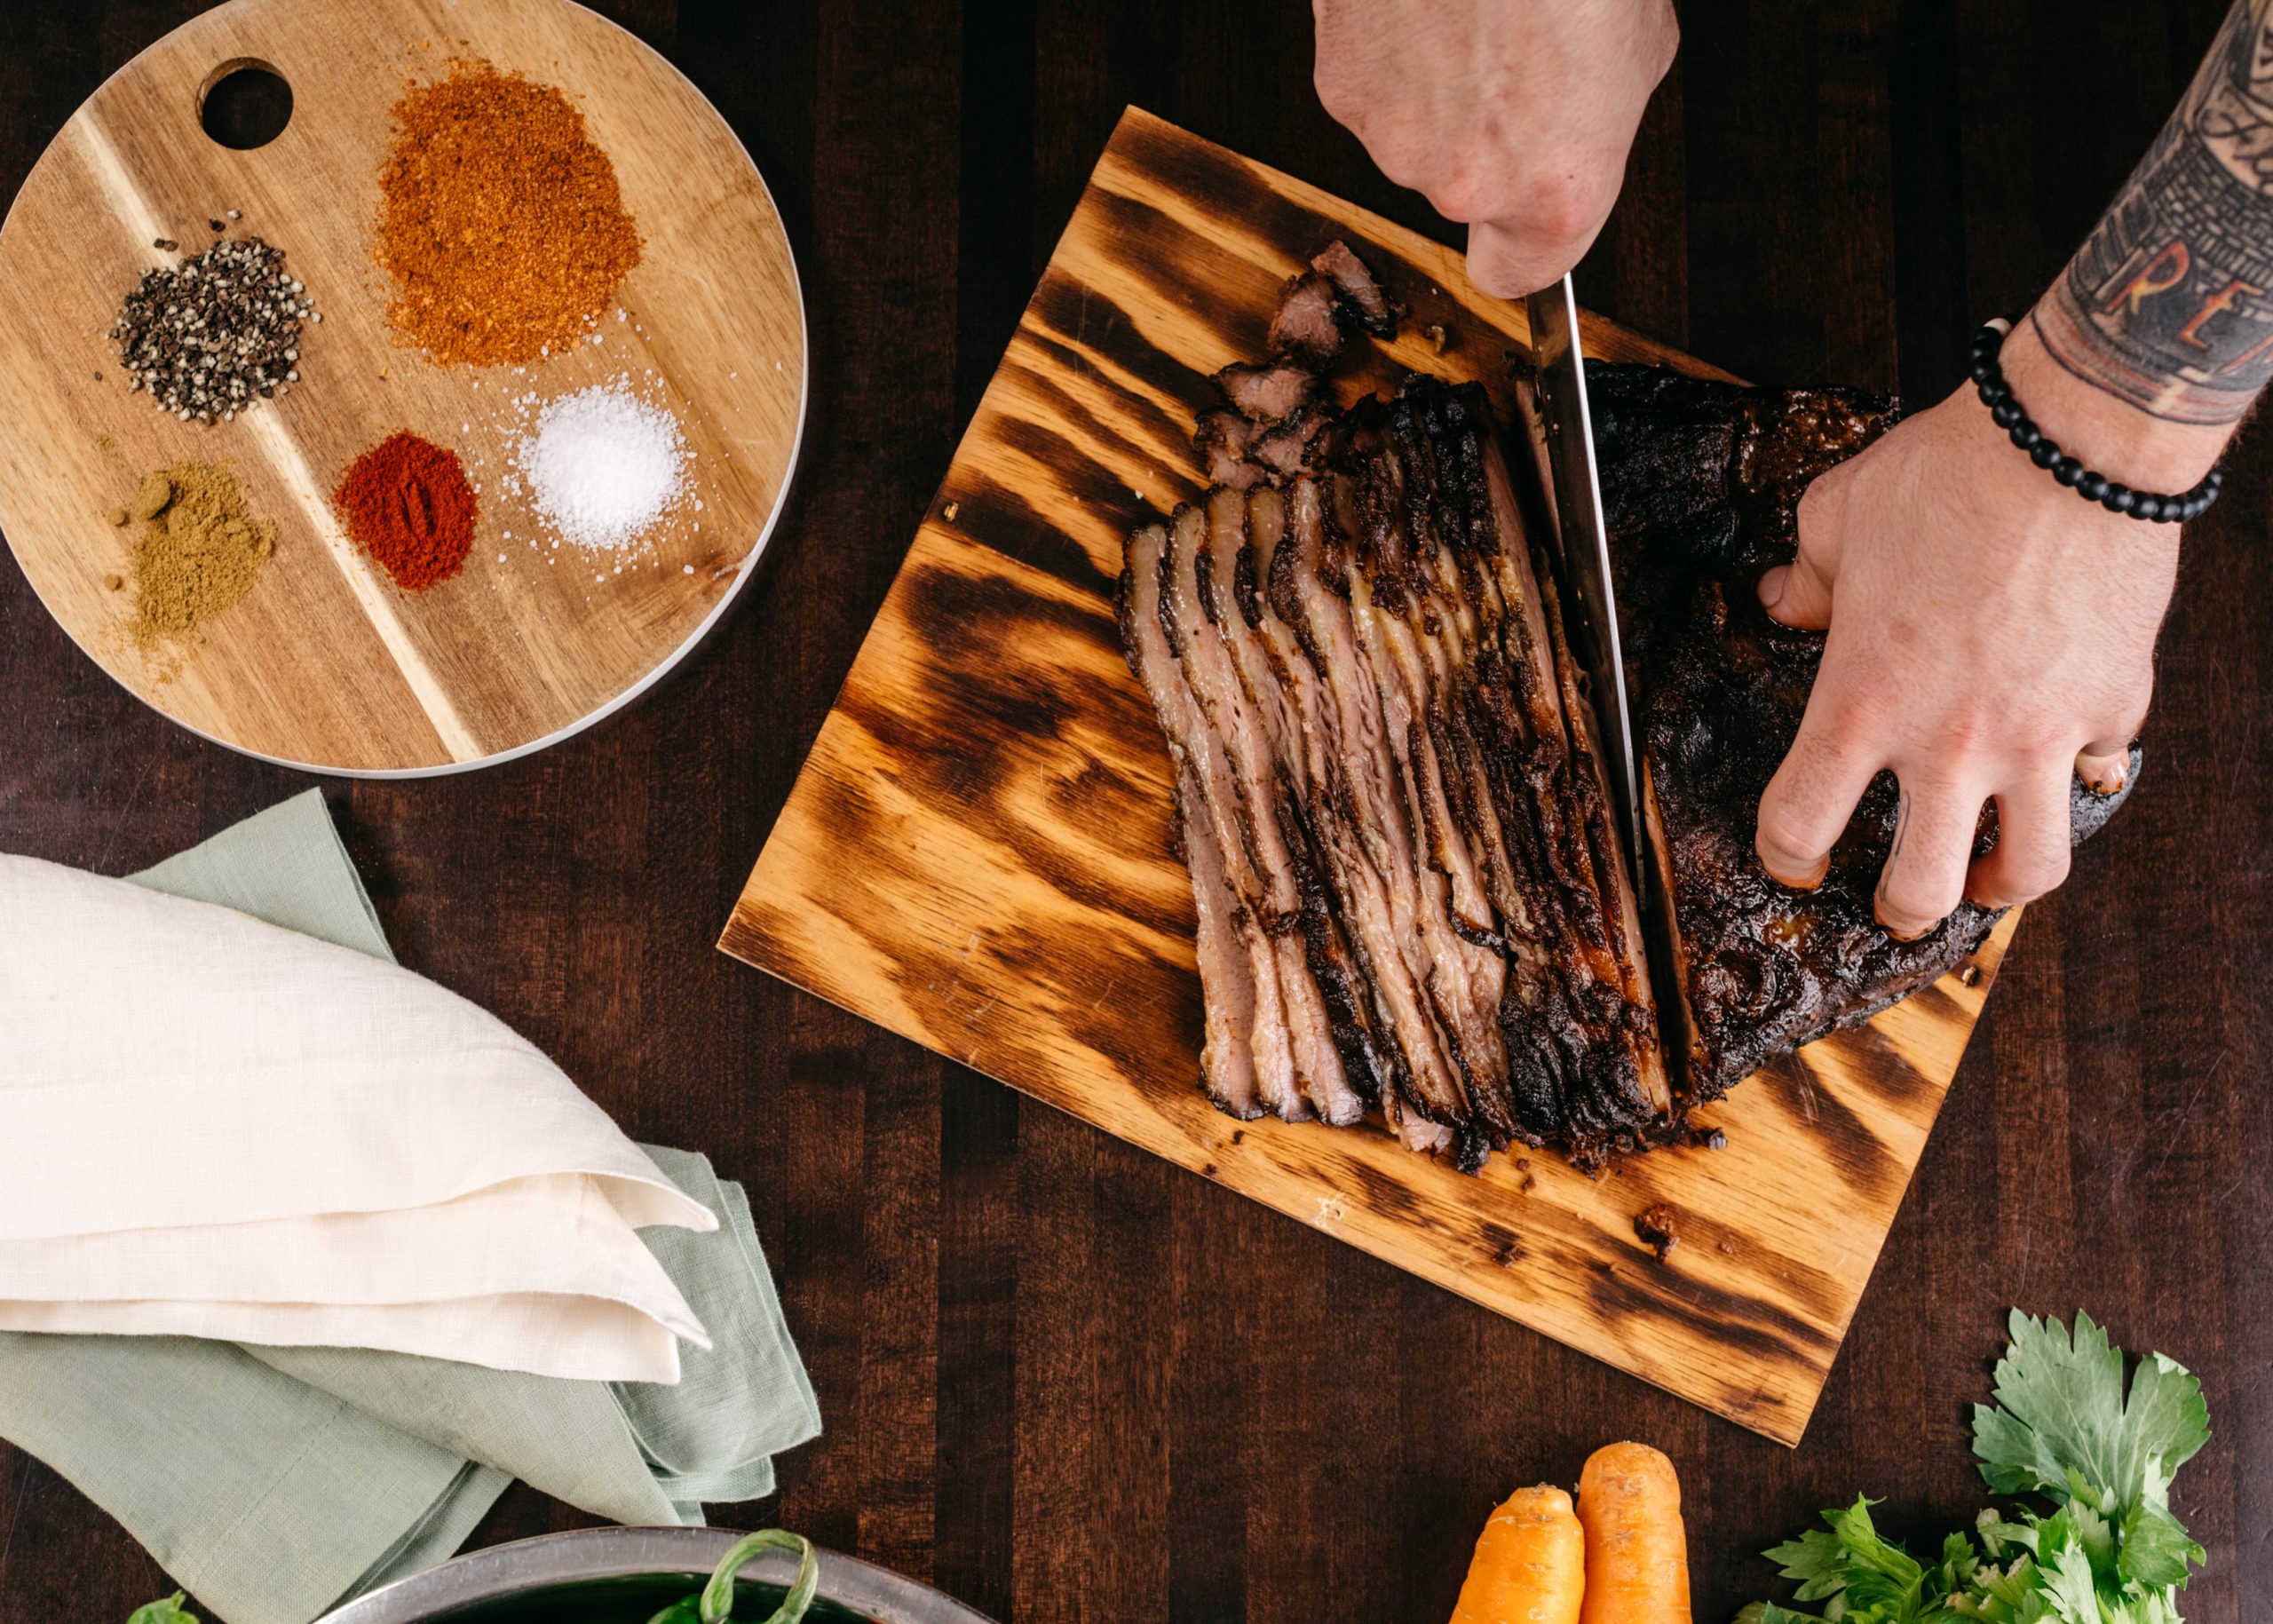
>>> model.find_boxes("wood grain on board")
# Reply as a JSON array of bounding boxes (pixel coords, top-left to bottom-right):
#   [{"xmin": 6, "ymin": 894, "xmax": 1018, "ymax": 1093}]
[
  {"xmin": 0, "ymin": 0, "xmax": 803, "ymax": 774},
  {"xmin": 720, "ymin": 107, "xmax": 2016, "ymax": 1446}
]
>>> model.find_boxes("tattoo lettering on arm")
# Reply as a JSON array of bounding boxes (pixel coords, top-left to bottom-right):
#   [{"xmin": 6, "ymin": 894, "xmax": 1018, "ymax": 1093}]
[{"xmin": 2035, "ymin": 0, "xmax": 2273, "ymax": 424}]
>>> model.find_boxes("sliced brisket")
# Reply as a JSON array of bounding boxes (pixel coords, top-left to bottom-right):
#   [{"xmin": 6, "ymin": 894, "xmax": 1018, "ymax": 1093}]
[
  {"xmin": 1122, "ymin": 270, "xmax": 2117, "ymax": 1169},
  {"xmin": 1214, "ymin": 360, "xmax": 1319, "ymax": 426},
  {"xmin": 1118, "ymin": 523, "xmax": 1267, "ymax": 1119},
  {"xmin": 1311, "ymin": 239, "xmax": 1397, "ymax": 337},
  {"xmin": 1268, "ymin": 271, "xmax": 1344, "ymax": 366}
]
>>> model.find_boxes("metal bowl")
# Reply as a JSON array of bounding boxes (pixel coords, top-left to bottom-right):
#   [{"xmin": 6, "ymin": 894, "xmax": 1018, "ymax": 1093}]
[{"xmin": 319, "ymin": 1527, "xmax": 997, "ymax": 1624}]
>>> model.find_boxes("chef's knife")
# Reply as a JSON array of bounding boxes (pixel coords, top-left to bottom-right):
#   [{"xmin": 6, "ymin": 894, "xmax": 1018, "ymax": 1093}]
[{"xmin": 1524, "ymin": 273, "xmax": 1643, "ymax": 891}]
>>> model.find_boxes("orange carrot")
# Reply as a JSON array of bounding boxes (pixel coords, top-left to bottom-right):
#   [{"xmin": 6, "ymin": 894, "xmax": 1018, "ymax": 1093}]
[
  {"xmin": 1576, "ymin": 1443, "xmax": 1691, "ymax": 1624},
  {"xmin": 1449, "ymin": 1484, "xmax": 1587, "ymax": 1624}
]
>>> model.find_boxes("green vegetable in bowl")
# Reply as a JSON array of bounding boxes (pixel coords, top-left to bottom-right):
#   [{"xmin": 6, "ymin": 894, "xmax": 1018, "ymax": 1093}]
[
  {"xmin": 645, "ymin": 1529, "xmax": 821, "ymax": 1624},
  {"xmin": 125, "ymin": 1596, "xmax": 198, "ymax": 1624},
  {"xmin": 1738, "ymin": 1311, "xmax": 2210, "ymax": 1624}
]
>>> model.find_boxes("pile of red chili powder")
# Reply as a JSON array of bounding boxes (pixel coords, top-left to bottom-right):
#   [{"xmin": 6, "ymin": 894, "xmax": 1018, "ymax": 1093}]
[{"xmin": 335, "ymin": 432, "xmax": 476, "ymax": 590}]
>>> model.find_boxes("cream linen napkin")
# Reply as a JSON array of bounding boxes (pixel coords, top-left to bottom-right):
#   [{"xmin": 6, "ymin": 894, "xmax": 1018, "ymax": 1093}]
[
  {"xmin": 0, "ymin": 827, "xmax": 717, "ymax": 1382},
  {"xmin": 0, "ymin": 793, "xmax": 821, "ymax": 1624}
]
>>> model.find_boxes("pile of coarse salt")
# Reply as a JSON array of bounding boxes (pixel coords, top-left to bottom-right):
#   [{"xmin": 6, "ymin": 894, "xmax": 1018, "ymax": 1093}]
[{"xmin": 518, "ymin": 382, "xmax": 689, "ymax": 550}]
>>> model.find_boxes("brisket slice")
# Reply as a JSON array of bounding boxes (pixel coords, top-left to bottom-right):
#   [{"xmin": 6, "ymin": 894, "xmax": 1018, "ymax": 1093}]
[
  {"xmin": 1200, "ymin": 487, "xmax": 1379, "ymax": 1123},
  {"xmin": 1196, "ymin": 242, "xmax": 1388, "ymax": 492},
  {"xmin": 1118, "ymin": 524, "xmax": 1266, "ymax": 1119},
  {"xmin": 1245, "ymin": 487, "xmax": 1454, "ymax": 1155},
  {"xmin": 1354, "ymin": 377, "xmax": 1668, "ymax": 1162},
  {"xmin": 1589, "ymin": 363, "xmax": 2141, "ymax": 1099},
  {"xmin": 1268, "ymin": 272, "xmax": 1344, "ymax": 366},
  {"xmin": 1194, "ymin": 410, "xmax": 1263, "ymax": 492},
  {"xmin": 1311, "ymin": 239, "xmax": 1398, "ymax": 337},
  {"xmin": 1214, "ymin": 361, "xmax": 1319, "ymax": 426},
  {"xmin": 1159, "ymin": 502, "xmax": 1360, "ymax": 1124},
  {"xmin": 1273, "ymin": 477, "xmax": 1485, "ymax": 1163}
]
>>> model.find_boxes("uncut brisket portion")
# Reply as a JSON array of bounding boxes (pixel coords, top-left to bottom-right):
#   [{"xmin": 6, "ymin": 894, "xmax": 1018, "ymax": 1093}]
[{"xmin": 1588, "ymin": 363, "xmax": 2139, "ymax": 1099}]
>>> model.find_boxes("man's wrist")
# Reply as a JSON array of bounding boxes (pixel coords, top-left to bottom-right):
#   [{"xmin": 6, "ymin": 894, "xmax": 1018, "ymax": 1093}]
[{"xmin": 2004, "ymin": 309, "xmax": 2230, "ymax": 494}]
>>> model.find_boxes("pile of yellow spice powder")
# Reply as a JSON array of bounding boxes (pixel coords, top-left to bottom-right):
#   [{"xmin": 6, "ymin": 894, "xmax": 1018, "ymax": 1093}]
[
  {"xmin": 374, "ymin": 60, "xmax": 644, "ymax": 367},
  {"xmin": 112, "ymin": 463, "xmax": 277, "ymax": 646}
]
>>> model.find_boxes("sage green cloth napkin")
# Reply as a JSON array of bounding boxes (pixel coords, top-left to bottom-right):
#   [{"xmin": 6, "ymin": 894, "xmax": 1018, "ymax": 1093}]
[{"xmin": 0, "ymin": 791, "xmax": 820, "ymax": 1624}]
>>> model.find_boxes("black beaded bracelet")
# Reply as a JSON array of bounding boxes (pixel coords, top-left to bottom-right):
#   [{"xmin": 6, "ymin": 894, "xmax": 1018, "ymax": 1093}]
[{"xmin": 1968, "ymin": 318, "xmax": 2221, "ymax": 523}]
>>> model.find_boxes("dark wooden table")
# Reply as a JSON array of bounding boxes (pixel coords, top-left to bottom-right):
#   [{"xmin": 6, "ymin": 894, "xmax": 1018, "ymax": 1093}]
[{"xmin": 3, "ymin": 3, "xmax": 2264, "ymax": 1619}]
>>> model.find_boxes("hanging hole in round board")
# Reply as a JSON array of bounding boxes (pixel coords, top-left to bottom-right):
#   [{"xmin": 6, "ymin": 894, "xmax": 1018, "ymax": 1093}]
[{"xmin": 199, "ymin": 59, "xmax": 292, "ymax": 150}]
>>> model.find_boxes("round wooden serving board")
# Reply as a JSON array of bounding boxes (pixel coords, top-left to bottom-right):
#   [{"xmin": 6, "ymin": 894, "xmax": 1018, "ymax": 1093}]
[{"xmin": 0, "ymin": 0, "xmax": 804, "ymax": 774}]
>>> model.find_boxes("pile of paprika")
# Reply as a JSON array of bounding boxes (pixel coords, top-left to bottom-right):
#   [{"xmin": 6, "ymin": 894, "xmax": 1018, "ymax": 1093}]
[
  {"xmin": 374, "ymin": 61, "xmax": 643, "ymax": 368},
  {"xmin": 334, "ymin": 432, "xmax": 476, "ymax": 591}
]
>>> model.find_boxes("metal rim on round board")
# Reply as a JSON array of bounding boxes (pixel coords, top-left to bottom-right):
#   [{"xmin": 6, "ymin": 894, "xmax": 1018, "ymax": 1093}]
[
  {"xmin": 316, "ymin": 1526, "xmax": 997, "ymax": 1624},
  {"xmin": 0, "ymin": 0, "xmax": 808, "ymax": 776}
]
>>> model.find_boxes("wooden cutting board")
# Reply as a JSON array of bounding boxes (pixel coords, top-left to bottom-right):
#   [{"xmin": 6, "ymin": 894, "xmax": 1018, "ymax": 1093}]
[
  {"xmin": 0, "ymin": 0, "xmax": 803, "ymax": 775},
  {"xmin": 721, "ymin": 107, "xmax": 2016, "ymax": 1445}
]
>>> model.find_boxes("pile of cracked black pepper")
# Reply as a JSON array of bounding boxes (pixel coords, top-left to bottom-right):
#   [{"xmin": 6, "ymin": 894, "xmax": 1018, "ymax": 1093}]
[{"xmin": 108, "ymin": 235, "xmax": 317, "ymax": 424}]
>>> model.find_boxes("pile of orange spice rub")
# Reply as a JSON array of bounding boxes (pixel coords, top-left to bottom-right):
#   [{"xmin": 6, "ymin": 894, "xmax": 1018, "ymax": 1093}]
[{"xmin": 373, "ymin": 59, "xmax": 642, "ymax": 367}]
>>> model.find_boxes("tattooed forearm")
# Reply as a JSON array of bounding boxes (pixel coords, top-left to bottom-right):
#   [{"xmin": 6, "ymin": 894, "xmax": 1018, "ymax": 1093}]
[{"xmin": 2034, "ymin": 0, "xmax": 2273, "ymax": 424}]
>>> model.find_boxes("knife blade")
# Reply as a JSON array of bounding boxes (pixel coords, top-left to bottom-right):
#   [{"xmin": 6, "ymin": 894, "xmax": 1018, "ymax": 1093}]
[{"xmin": 1524, "ymin": 274, "xmax": 1643, "ymax": 892}]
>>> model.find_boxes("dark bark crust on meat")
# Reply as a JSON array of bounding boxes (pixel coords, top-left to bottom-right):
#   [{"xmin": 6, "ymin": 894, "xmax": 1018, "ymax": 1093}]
[
  {"xmin": 1125, "ymin": 270, "xmax": 2141, "ymax": 1168},
  {"xmin": 1200, "ymin": 242, "xmax": 1390, "ymax": 492},
  {"xmin": 1311, "ymin": 238, "xmax": 1398, "ymax": 337},
  {"xmin": 1590, "ymin": 362, "xmax": 2141, "ymax": 1100}
]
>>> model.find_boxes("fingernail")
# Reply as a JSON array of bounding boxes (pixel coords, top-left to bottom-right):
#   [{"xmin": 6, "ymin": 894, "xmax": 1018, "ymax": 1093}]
[
  {"xmin": 2083, "ymin": 758, "xmax": 2127, "ymax": 796},
  {"xmin": 1756, "ymin": 565, "xmax": 1788, "ymax": 610}
]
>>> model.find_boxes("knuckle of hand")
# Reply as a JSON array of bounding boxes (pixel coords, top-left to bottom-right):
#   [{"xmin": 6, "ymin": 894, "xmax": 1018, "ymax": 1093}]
[
  {"xmin": 1796, "ymin": 463, "xmax": 1846, "ymax": 527},
  {"xmin": 1927, "ymin": 709, "xmax": 1995, "ymax": 763},
  {"xmin": 1525, "ymin": 170, "xmax": 1607, "ymax": 248},
  {"xmin": 1815, "ymin": 687, "xmax": 1889, "ymax": 754},
  {"xmin": 2004, "ymin": 833, "xmax": 2071, "ymax": 889},
  {"xmin": 1428, "ymin": 167, "xmax": 1495, "ymax": 224},
  {"xmin": 1313, "ymin": 63, "xmax": 1360, "ymax": 119},
  {"xmin": 2015, "ymin": 860, "xmax": 2071, "ymax": 903}
]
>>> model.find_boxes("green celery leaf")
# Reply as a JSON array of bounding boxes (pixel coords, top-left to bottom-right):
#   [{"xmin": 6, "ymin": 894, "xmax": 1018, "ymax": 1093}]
[
  {"xmin": 2032, "ymin": 1537, "xmax": 2104, "ymax": 1624},
  {"xmin": 1973, "ymin": 1311, "xmax": 2208, "ymax": 1511},
  {"xmin": 1826, "ymin": 1498, "xmax": 1928, "ymax": 1580},
  {"xmin": 1770, "ymin": 1525, "xmax": 1864, "ymax": 1603},
  {"xmin": 1976, "ymin": 1509, "xmax": 2033, "ymax": 1561},
  {"xmin": 2119, "ymin": 1497, "xmax": 2205, "ymax": 1589},
  {"xmin": 1821, "ymin": 1499, "xmax": 1933, "ymax": 1616},
  {"xmin": 2066, "ymin": 1496, "xmax": 2119, "ymax": 1580},
  {"xmin": 126, "ymin": 1596, "xmax": 199, "ymax": 1624},
  {"xmin": 1945, "ymin": 1553, "xmax": 2042, "ymax": 1621}
]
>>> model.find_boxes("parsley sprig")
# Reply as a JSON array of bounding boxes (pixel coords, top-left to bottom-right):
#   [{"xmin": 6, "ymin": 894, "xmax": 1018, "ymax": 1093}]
[{"xmin": 1738, "ymin": 1311, "xmax": 2209, "ymax": 1624}]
